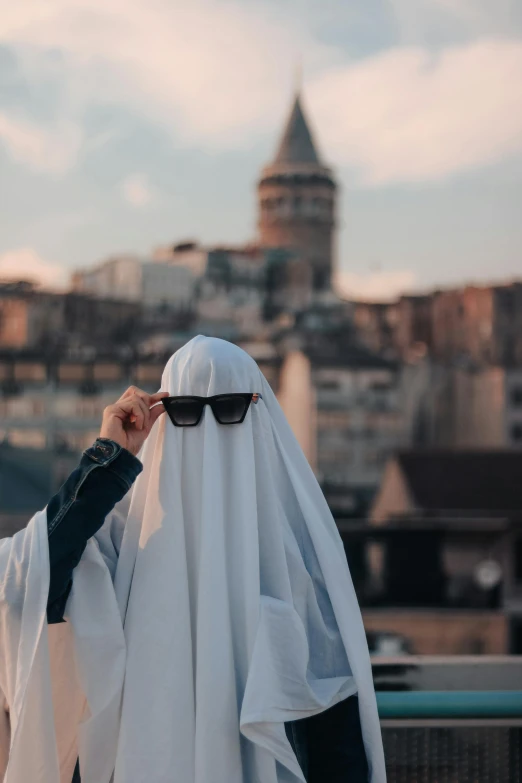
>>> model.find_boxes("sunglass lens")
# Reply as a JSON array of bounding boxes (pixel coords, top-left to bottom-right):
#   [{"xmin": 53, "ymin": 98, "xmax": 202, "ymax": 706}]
[
  {"xmin": 167, "ymin": 399, "xmax": 203, "ymax": 426},
  {"xmin": 213, "ymin": 396, "xmax": 248, "ymax": 424}
]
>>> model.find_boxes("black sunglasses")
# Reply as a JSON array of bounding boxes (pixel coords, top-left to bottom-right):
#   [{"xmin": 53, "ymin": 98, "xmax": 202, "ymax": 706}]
[{"xmin": 162, "ymin": 393, "xmax": 262, "ymax": 427}]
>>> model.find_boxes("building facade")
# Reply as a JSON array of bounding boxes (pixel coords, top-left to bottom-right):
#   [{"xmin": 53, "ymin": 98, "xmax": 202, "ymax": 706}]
[
  {"xmin": 352, "ymin": 282, "xmax": 522, "ymax": 368},
  {"xmin": 366, "ymin": 450, "xmax": 522, "ymax": 654},
  {"xmin": 0, "ymin": 282, "xmax": 140, "ymax": 352},
  {"xmin": 402, "ymin": 362, "xmax": 522, "ymax": 450},
  {"xmin": 72, "ymin": 255, "xmax": 196, "ymax": 310},
  {"xmin": 0, "ymin": 347, "xmax": 281, "ymax": 453},
  {"xmin": 277, "ymin": 336, "xmax": 408, "ymax": 516}
]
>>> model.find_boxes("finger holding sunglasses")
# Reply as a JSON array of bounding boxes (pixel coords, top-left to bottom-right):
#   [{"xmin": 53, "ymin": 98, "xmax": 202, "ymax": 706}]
[
  {"xmin": 120, "ymin": 385, "xmax": 161, "ymax": 409},
  {"xmin": 127, "ymin": 395, "xmax": 150, "ymax": 429},
  {"xmin": 120, "ymin": 387, "xmax": 161, "ymax": 426},
  {"xmin": 100, "ymin": 388, "xmax": 169, "ymax": 456}
]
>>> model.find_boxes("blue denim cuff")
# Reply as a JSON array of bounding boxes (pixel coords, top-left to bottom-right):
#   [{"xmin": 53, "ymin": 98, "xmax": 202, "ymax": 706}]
[{"xmin": 84, "ymin": 438, "xmax": 143, "ymax": 488}]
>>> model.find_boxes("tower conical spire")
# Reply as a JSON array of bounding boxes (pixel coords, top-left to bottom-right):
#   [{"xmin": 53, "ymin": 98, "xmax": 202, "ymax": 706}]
[
  {"xmin": 273, "ymin": 92, "xmax": 321, "ymax": 166},
  {"xmin": 258, "ymin": 84, "xmax": 336, "ymax": 302}
]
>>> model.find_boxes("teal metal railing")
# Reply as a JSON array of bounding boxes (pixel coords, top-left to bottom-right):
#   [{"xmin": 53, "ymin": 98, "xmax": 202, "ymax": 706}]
[{"xmin": 377, "ymin": 690, "xmax": 522, "ymax": 719}]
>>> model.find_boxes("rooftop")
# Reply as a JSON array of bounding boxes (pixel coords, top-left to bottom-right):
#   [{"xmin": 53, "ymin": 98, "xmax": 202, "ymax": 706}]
[{"xmin": 397, "ymin": 450, "xmax": 522, "ymax": 512}]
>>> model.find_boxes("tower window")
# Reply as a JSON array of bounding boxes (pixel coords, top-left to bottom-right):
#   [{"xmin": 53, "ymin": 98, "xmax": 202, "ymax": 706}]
[
  {"xmin": 275, "ymin": 197, "xmax": 287, "ymax": 214},
  {"xmin": 515, "ymin": 537, "xmax": 522, "ymax": 582},
  {"xmin": 293, "ymin": 196, "xmax": 302, "ymax": 212},
  {"xmin": 511, "ymin": 387, "xmax": 522, "ymax": 406},
  {"xmin": 512, "ymin": 423, "xmax": 522, "ymax": 442},
  {"xmin": 312, "ymin": 197, "xmax": 329, "ymax": 215}
]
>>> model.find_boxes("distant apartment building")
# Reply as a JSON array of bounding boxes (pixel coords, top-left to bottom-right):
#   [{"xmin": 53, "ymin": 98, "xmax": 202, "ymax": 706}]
[
  {"xmin": 363, "ymin": 450, "xmax": 522, "ymax": 654},
  {"xmin": 0, "ymin": 281, "xmax": 139, "ymax": 352},
  {"xmin": 403, "ymin": 362, "xmax": 522, "ymax": 450},
  {"xmin": 0, "ymin": 325, "xmax": 406, "ymax": 515},
  {"xmin": 352, "ymin": 301, "xmax": 397, "ymax": 357},
  {"xmin": 0, "ymin": 346, "xmax": 281, "ymax": 453},
  {"xmin": 196, "ymin": 247, "xmax": 266, "ymax": 337},
  {"xmin": 438, "ymin": 366, "xmax": 522, "ymax": 448},
  {"xmin": 352, "ymin": 282, "xmax": 522, "ymax": 368},
  {"xmin": 277, "ymin": 334, "xmax": 409, "ymax": 516},
  {"xmin": 73, "ymin": 246, "xmax": 270, "ymax": 338},
  {"xmin": 153, "ymin": 241, "xmax": 210, "ymax": 277},
  {"xmin": 72, "ymin": 255, "xmax": 195, "ymax": 311},
  {"xmin": 431, "ymin": 283, "xmax": 522, "ymax": 366},
  {"xmin": 353, "ymin": 295, "xmax": 433, "ymax": 361},
  {"xmin": 0, "ymin": 281, "xmax": 65, "ymax": 350},
  {"xmin": 0, "ymin": 355, "xmax": 153, "ymax": 451},
  {"xmin": 431, "ymin": 285, "xmax": 493, "ymax": 364}
]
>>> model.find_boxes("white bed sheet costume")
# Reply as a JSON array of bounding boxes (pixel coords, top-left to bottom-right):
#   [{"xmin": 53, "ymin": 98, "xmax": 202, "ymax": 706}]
[{"xmin": 0, "ymin": 336, "xmax": 386, "ymax": 783}]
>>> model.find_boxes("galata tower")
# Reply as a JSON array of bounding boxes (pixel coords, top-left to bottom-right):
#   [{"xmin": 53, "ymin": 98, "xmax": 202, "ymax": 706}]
[{"xmin": 257, "ymin": 89, "xmax": 336, "ymax": 298}]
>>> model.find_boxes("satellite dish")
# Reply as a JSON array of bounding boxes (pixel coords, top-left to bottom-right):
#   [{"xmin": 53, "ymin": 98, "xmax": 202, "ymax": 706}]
[{"xmin": 474, "ymin": 560, "xmax": 502, "ymax": 590}]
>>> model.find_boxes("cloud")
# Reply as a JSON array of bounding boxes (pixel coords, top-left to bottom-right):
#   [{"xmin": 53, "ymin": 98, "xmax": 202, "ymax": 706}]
[
  {"xmin": 0, "ymin": 248, "xmax": 66, "ymax": 288},
  {"xmin": 0, "ymin": 0, "xmax": 318, "ymax": 149},
  {"xmin": 308, "ymin": 39, "xmax": 522, "ymax": 184},
  {"xmin": 1, "ymin": 2, "xmax": 522, "ymax": 185},
  {"xmin": 0, "ymin": 111, "xmax": 82, "ymax": 174},
  {"xmin": 389, "ymin": 0, "xmax": 521, "ymax": 42},
  {"xmin": 335, "ymin": 269, "xmax": 417, "ymax": 301},
  {"xmin": 121, "ymin": 173, "xmax": 154, "ymax": 207}
]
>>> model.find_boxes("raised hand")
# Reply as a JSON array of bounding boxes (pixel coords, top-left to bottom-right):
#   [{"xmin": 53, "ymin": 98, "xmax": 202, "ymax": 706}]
[{"xmin": 99, "ymin": 387, "xmax": 169, "ymax": 456}]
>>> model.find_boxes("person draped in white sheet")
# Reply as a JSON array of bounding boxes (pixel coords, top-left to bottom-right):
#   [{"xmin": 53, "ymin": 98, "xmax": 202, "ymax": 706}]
[{"xmin": 0, "ymin": 336, "xmax": 386, "ymax": 783}]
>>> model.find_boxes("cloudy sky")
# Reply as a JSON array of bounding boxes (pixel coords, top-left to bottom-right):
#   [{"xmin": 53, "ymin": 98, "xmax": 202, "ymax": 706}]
[{"xmin": 1, "ymin": 0, "xmax": 521, "ymax": 300}]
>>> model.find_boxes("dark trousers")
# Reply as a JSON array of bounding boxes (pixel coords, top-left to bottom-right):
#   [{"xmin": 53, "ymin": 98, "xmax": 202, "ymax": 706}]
[
  {"xmin": 73, "ymin": 695, "xmax": 368, "ymax": 783},
  {"xmin": 285, "ymin": 695, "xmax": 369, "ymax": 783}
]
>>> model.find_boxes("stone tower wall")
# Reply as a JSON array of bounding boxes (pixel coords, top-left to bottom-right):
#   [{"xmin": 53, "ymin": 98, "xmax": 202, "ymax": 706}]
[{"xmin": 257, "ymin": 175, "xmax": 335, "ymax": 291}]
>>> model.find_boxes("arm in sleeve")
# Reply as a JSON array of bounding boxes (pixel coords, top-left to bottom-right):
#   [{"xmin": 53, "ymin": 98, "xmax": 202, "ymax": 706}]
[{"xmin": 46, "ymin": 438, "xmax": 143, "ymax": 624}]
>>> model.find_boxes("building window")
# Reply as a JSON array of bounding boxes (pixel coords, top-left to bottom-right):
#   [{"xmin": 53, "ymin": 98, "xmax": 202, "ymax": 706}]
[
  {"xmin": 76, "ymin": 399, "xmax": 104, "ymax": 418},
  {"xmin": 365, "ymin": 412, "xmax": 402, "ymax": 431},
  {"xmin": 365, "ymin": 449, "xmax": 387, "ymax": 466},
  {"xmin": 515, "ymin": 538, "xmax": 522, "ymax": 583},
  {"xmin": 317, "ymin": 411, "xmax": 351, "ymax": 428},
  {"xmin": 7, "ymin": 398, "xmax": 33, "ymax": 417},
  {"xmin": 319, "ymin": 448, "xmax": 353, "ymax": 464},
  {"xmin": 512, "ymin": 423, "xmax": 522, "ymax": 442},
  {"xmin": 14, "ymin": 363, "xmax": 47, "ymax": 382},
  {"xmin": 316, "ymin": 376, "xmax": 341, "ymax": 390},
  {"xmin": 320, "ymin": 467, "xmax": 348, "ymax": 486},
  {"xmin": 8, "ymin": 429, "xmax": 46, "ymax": 449},
  {"xmin": 58, "ymin": 365, "xmax": 87, "ymax": 382},
  {"xmin": 511, "ymin": 387, "xmax": 522, "ymax": 407},
  {"xmin": 93, "ymin": 364, "xmax": 122, "ymax": 382},
  {"xmin": 319, "ymin": 449, "xmax": 353, "ymax": 484},
  {"xmin": 33, "ymin": 399, "xmax": 46, "ymax": 416}
]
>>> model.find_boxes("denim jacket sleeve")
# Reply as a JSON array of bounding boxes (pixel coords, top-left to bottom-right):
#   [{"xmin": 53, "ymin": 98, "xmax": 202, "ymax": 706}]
[{"xmin": 46, "ymin": 437, "xmax": 143, "ymax": 624}]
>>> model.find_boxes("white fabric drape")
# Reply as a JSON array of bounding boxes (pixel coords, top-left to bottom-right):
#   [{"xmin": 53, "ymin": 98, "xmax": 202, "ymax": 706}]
[
  {"xmin": 0, "ymin": 335, "xmax": 386, "ymax": 783},
  {"xmin": 0, "ymin": 513, "xmax": 126, "ymax": 783}
]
